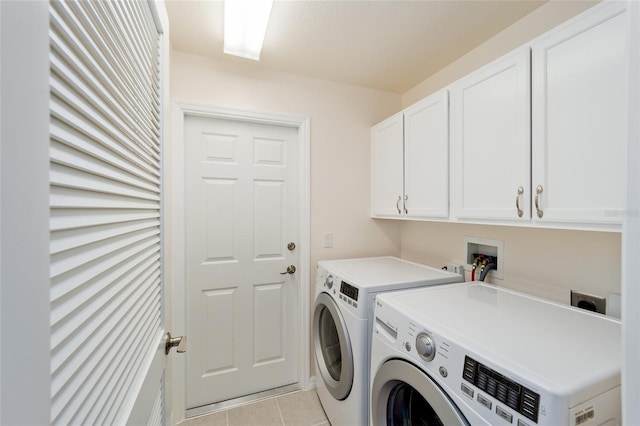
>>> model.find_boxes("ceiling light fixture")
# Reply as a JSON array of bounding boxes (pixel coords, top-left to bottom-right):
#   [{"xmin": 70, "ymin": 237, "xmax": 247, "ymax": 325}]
[{"xmin": 223, "ymin": 0, "xmax": 273, "ymax": 61}]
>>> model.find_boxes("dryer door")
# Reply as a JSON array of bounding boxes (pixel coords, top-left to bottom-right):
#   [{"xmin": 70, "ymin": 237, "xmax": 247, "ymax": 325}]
[
  {"xmin": 371, "ymin": 359, "xmax": 469, "ymax": 426},
  {"xmin": 313, "ymin": 292, "xmax": 354, "ymax": 400}
]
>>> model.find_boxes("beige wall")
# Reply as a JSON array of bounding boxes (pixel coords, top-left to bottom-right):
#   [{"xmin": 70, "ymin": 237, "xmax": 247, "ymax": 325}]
[
  {"xmin": 403, "ymin": 0, "xmax": 598, "ymax": 107},
  {"xmin": 171, "ymin": 50, "xmax": 403, "ymax": 276},
  {"xmin": 397, "ymin": 0, "xmax": 621, "ymax": 306},
  {"xmin": 399, "ymin": 221, "xmax": 621, "ymax": 305}
]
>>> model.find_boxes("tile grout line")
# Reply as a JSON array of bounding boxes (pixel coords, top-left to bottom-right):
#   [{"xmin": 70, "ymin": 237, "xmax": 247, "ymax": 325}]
[{"xmin": 275, "ymin": 395, "xmax": 286, "ymax": 426}]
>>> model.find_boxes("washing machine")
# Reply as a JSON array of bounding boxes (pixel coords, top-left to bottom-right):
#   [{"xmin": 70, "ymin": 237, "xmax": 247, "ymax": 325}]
[
  {"xmin": 313, "ymin": 256, "xmax": 462, "ymax": 426},
  {"xmin": 370, "ymin": 282, "xmax": 622, "ymax": 426}
]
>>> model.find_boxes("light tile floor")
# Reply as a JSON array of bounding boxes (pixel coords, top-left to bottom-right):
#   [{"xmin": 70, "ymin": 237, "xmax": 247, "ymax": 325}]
[{"xmin": 181, "ymin": 390, "xmax": 329, "ymax": 426}]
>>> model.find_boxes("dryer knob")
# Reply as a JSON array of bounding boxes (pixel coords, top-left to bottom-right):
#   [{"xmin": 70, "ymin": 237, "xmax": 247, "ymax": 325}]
[
  {"xmin": 416, "ymin": 333, "xmax": 436, "ymax": 362},
  {"xmin": 325, "ymin": 275, "xmax": 334, "ymax": 289}
]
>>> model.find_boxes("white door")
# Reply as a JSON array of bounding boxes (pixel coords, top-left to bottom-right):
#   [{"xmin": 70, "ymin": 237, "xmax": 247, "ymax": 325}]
[
  {"xmin": 531, "ymin": 1, "xmax": 627, "ymax": 226},
  {"xmin": 450, "ymin": 47, "xmax": 531, "ymax": 221},
  {"xmin": 371, "ymin": 112, "xmax": 404, "ymax": 218},
  {"xmin": 184, "ymin": 116, "xmax": 299, "ymax": 409}
]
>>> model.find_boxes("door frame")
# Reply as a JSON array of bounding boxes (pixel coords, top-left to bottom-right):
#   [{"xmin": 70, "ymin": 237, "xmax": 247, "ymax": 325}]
[
  {"xmin": 0, "ymin": 2, "xmax": 51, "ymax": 423},
  {"xmin": 624, "ymin": 2, "xmax": 640, "ymax": 423},
  {"xmin": 169, "ymin": 102, "xmax": 311, "ymax": 422}
]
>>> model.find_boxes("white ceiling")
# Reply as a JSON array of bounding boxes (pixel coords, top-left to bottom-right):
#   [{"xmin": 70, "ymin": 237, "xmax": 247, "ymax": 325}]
[{"xmin": 166, "ymin": 0, "xmax": 547, "ymax": 94}]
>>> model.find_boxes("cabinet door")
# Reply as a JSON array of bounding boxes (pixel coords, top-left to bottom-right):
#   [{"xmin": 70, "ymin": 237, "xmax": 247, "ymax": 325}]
[
  {"xmin": 450, "ymin": 48, "xmax": 531, "ymax": 221},
  {"xmin": 532, "ymin": 2, "xmax": 626, "ymax": 226},
  {"xmin": 404, "ymin": 90, "xmax": 449, "ymax": 218},
  {"xmin": 371, "ymin": 112, "xmax": 404, "ymax": 217}
]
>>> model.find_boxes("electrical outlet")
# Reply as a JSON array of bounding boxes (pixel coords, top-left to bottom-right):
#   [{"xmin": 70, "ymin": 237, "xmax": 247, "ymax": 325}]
[
  {"xmin": 571, "ymin": 291, "xmax": 606, "ymax": 314},
  {"xmin": 323, "ymin": 232, "xmax": 333, "ymax": 248}
]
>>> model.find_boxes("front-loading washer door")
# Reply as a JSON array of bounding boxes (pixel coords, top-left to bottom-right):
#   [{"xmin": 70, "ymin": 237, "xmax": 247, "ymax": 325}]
[
  {"xmin": 371, "ymin": 359, "xmax": 469, "ymax": 426},
  {"xmin": 313, "ymin": 292, "xmax": 354, "ymax": 400}
]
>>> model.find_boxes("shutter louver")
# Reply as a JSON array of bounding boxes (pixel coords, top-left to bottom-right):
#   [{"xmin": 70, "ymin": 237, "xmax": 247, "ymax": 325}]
[
  {"xmin": 148, "ymin": 379, "xmax": 165, "ymax": 426},
  {"xmin": 49, "ymin": 0, "xmax": 162, "ymax": 424}
]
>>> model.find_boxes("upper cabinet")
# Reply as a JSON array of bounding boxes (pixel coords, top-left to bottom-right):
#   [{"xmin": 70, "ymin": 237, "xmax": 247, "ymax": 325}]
[
  {"xmin": 531, "ymin": 1, "xmax": 627, "ymax": 226},
  {"xmin": 370, "ymin": 1, "xmax": 627, "ymax": 231},
  {"xmin": 371, "ymin": 90, "xmax": 449, "ymax": 219},
  {"xmin": 404, "ymin": 90, "xmax": 449, "ymax": 218},
  {"xmin": 371, "ymin": 112, "xmax": 404, "ymax": 217},
  {"xmin": 450, "ymin": 48, "xmax": 531, "ymax": 222}
]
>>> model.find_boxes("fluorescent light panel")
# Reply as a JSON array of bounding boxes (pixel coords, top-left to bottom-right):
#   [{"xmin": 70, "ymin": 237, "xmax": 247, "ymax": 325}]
[{"xmin": 224, "ymin": 0, "xmax": 273, "ymax": 61}]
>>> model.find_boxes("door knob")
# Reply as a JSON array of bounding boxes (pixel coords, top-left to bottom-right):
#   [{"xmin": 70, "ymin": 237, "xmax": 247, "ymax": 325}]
[
  {"xmin": 280, "ymin": 265, "xmax": 296, "ymax": 275},
  {"xmin": 165, "ymin": 332, "xmax": 186, "ymax": 355}
]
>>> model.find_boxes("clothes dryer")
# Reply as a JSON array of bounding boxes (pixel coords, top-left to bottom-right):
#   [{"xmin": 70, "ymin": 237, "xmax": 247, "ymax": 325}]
[
  {"xmin": 313, "ymin": 256, "xmax": 461, "ymax": 426},
  {"xmin": 370, "ymin": 282, "xmax": 621, "ymax": 425}
]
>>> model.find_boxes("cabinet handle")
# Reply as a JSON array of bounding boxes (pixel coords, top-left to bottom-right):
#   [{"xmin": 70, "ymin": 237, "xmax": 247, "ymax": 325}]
[
  {"xmin": 404, "ymin": 195, "xmax": 409, "ymax": 214},
  {"xmin": 396, "ymin": 196, "xmax": 402, "ymax": 214},
  {"xmin": 516, "ymin": 186, "xmax": 524, "ymax": 218},
  {"xmin": 535, "ymin": 185, "xmax": 544, "ymax": 218}
]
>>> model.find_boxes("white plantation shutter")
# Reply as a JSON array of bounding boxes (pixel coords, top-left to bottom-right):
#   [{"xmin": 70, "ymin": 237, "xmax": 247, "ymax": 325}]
[
  {"xmin": 49, "ymin": 0, "xmax": 163, "ymax": 424},
  {"xmin": 147, "ymin": 380, "xmax": 165, "ymax": 426}
]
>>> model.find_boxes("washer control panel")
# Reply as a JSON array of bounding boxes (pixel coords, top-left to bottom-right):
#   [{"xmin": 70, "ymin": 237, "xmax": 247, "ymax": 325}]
[{"xmin": 462, "ymin": 356, "xmax": 540, "ymax": 424}]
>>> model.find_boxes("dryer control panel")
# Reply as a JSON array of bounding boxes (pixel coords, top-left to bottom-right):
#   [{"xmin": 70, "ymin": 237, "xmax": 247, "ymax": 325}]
[
  {"xmin": 463, "ymin": 356, "xmax": 540, "ymax": 423},
  {"xmin": 340, "ymin": 281, "xmax": 359, "ymax": 302},
  {"xmin": 316, "ymin": 264, "xmax": 364, "ymax": 315}
]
